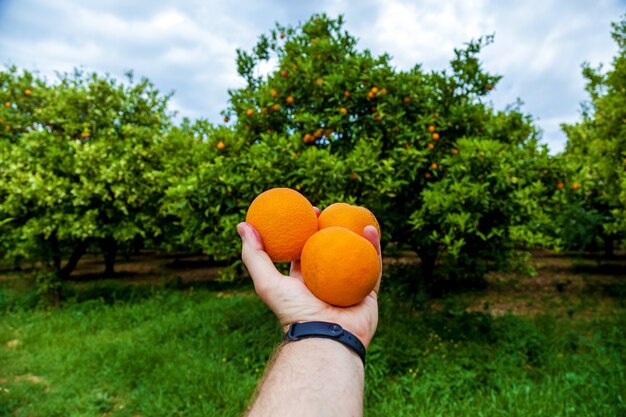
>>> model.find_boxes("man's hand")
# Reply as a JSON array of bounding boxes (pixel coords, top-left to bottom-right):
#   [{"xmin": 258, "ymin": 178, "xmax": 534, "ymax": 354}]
[{"xmin": 237, "ymin": 221, "xmax": 382, "ymax": 348}]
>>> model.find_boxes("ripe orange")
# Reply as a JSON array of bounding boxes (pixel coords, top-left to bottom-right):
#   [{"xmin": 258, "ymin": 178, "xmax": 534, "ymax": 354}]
[
  {"xmin": 344, "ymin": 90, "xmax": 351, "ymax": 98},
  {"xmin": 340, "ymin": 107, "xmax": 348, "ymax": 115},
  {"xmin": 3, "ymin": 102, "xmax": 10, "ymax": 108},
  {"xmin": 223, "ymin": 116, "xmax": 229, "ymax": 123},
  {"xmin": 281, "ymin": 70, "xmax": 288, "ymax": 78},
  {"xmin": 286, "ymin": 96, "xmax": 295, "ymax": 104},
  {"xmin": 431, "ymin": 163, "xmax": 438, "ymax": 170},
  {"xmin": 24, "ymin": 89, "xmax": 32, "ymax": 96},
  {"xmin": 81, "ymin": 131, "xmax": 90, "ymax": 138},
  {"xmin": 246, "ymin": 108, "xmax": 254, "ymax": 117},
  {"xmin": 427, "ymin": 124, "xmax": 435, "ymax": 133},
  {"xmin": 280, "ymin": 33, "xmax": 286, "ymax": 39},
  {"xmin": 571, "ymin": 182, "xmax": 581, "ymax": 190},
  {"xmin": 452, "ymin": 148, "xmax": 459, "ymax": 155},
  {"xmin": 270, "ymin": 88, "xmax": 279, "ymax": 97},
  {"xmin": 432, "ymin": 132, "xmax": 440, "ymax": 140},
  {"xmin": 301, "ymin": 227, "xmax": 380, "ymax": 307},
  {"xmin": 271, "ymin": 104, "xmax": 281, "ymax": 112},
  {"xmin": 404, "ymin": 97, "xmax": 411, "ymax": 104},
  {"xmin": 556, "ymin": 182, "xmax": 564, "ymax": 190},
  {"xmin": 371, "ymin": 87, "xmax": 379, "ymax": 94},
  {"xmin": 303, "ymin": 133, "xmax": 313, "ymax": 143},
  {"xmin": 427, "ymin": 143, "xmax": 435, "ymax": 150},
  {"xmin": 425, "ymin": 172, "xmax": 432, "ymax": 179},
  {"xmin": 374, "ymin": 114, "xmax": 382, "ymax": 121},
  {"xmin": 318, "ymin": 202, "xmax": 381, "ymax": 237},
  {"xmin": 246, "ymin": 188, "xmax": 318, "ymax": 262},
  {"xmin": 217, "ymin": 141, "xmax": 225, "ymax": 150}
]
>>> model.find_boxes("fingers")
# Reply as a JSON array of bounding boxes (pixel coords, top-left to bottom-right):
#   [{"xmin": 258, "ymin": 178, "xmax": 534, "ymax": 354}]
[
  {"xmin": 237, "ymin": 222, "xmax": 281, "ymax": 293},
  {"xmin": 362, "ymin": 225, "xmax": 383, "ymax": 294}
]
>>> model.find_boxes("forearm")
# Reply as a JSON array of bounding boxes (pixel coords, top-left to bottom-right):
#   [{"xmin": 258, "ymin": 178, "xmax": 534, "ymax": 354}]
[{"xmin": 245, "ymin": 338, "xmax": 365, "ymax": 417}]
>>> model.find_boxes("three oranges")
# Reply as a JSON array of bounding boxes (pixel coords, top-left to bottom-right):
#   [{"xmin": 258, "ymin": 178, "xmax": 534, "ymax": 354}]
[{"xmin": 245, "ymin": 188, "xmax": 381, "ymax": 306}]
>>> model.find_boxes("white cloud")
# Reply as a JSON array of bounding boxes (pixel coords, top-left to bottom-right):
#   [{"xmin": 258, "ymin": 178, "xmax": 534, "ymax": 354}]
[{"xmin": 0, "ymin": 0, "xmax": 623, "ymax": 153}]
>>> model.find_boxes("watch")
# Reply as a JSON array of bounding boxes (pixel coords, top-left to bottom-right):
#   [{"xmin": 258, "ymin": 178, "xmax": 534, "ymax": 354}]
[{"xmin": 284, "ymin": 321, "xmax": 366, "ymax": 365}]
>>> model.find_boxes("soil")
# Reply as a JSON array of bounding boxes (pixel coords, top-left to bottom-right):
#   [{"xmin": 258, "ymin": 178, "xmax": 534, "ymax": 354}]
[{"xmin": 1, "ymin": 249, "xmax": 624, "ymax": 318}]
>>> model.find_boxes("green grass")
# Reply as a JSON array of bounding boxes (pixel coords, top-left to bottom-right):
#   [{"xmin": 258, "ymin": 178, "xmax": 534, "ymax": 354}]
[{"xmin": 0, "ymin": 279, "xmax": 624, "ymax": 416}]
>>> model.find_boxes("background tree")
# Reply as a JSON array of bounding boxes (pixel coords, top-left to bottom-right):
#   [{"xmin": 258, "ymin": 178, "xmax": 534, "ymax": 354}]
[
  {"xmin": 0, "ymin": 69, "xmax": 172, "ymax": 299},
  {"xmin": 203, "ymin": 14, "xmax": 554, "ymax": 287},
  {"xmin": 561, "ymin": 15, "xmax": 626, "ymax": 256}
]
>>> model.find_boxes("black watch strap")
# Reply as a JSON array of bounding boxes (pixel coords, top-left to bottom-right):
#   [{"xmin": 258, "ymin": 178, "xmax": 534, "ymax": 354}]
[{"xmin": 284, "ymin": 321, "xmax": 366, "ymax": 365}]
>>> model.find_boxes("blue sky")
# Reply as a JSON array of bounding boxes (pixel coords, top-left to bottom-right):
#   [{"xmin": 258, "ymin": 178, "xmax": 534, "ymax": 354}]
[{"xmin": 1, "ymin": 0, "xmax": 624, "ymax": 153}]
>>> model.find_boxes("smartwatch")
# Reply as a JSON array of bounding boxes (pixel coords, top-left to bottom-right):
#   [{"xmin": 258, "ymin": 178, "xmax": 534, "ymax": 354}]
[{"xmin": 284, "ymin": 321, "xmax": 366, "ymax": 365}]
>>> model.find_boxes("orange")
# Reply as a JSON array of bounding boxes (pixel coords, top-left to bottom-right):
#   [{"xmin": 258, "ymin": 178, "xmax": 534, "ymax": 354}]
[
  {"xmin": 24, "ymin": 89, "xmax": 32, "ymax": 96},
  {"xmin": 270, "ymin": 88, "xmax": 278, "ymax": 97},
  {"xmin": 556, "ymin": 182, "xmax": 564, "ymax": 190},
  {"xmin": 344, "ymin": 90, "xmax": 351, "ymax": 98},
  {"xmin": 430, "ymin": 163, "xmax": 438, "ymax": 170},
  {"xmin": 217, "ymin": 141, "xmax": 225, "ymax": 150},
  {"xmin": 427, "ymin": 124, "xmax": 436, "ymax": 133},
  {"xmin": 280, "ymin": 33, "xmax": 286, "ymax": 39},
  {"xmin": 404, "ymin": 97, "xmax": 412, "ymax": 104},
  {"xmin": 301, "ymin": 227, "xmax": 380, "ymax": 307},
  {"xmin": 318, "ymin": 202, "xmax": 381, "ymax": 237},
  {"xmin": 271, "ymin": 104, "xmax": 281, "ymax": 112},
  {"xmin": 340, "ymin": 107, "xmax": 348, "ymax": 115},
  {"xmin": 427, "ymin": 143, "xmax": 435, "ymax": 150},
  {"xmin": 223, "ymin": 116, "xmax": 229, "ymax": 123},
  {"xmin": 246, "ymin": 108, "xmax": 254, "ymax": 117},
  {"xmin": 3, "ymin": 102, "xmax": 10, "ymax": 108},
  {"xmin": 432, "ymin": 132, "xmax": 440, "ymax": 140},
  {"xmin": 281, "ymin": 70, "xmax": 288, "ymax": 78},
  {"xmin": 571, "ymin": 182, "xmax": 581, "ymax": 190},
  {"xmin": 452, "ymin": 148, "xmax": 459, "ymax": 155},
  {"xmin": 286, "ymin": 96, "xmax": 295, "ymax": 104},
  {"xmin": 246, "ymin": 188, "xmax": 318, "ymax": 262}
]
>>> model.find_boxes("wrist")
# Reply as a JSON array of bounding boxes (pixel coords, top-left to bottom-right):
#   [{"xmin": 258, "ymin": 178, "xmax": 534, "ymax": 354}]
[{"xmin": 284, "ymin": 321, "xmax": 367, "ymax": 364}]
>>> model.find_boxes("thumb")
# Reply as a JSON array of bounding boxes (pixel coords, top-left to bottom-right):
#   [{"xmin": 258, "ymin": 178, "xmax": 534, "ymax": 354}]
[{"xmin": 237, "ymin": 222, "xmax": 281, "ymax": 292}]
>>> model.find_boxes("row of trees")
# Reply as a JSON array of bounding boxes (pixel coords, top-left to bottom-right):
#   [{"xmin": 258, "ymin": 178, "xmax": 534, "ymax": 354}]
[{"xmin": 1, "ymin": 14, "xmax": 624, "ymax": 297}]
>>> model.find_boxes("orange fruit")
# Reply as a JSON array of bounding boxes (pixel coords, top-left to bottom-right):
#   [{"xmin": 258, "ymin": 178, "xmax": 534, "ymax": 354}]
[
  {"xmin": 270, "ymin": 88, "xmax": 278, "ymax": 97},
  {"xmin": 286, "ymin": 96, "xmax": 295, "ymax": 104},
  {"xmin": 374, "ymin": 114, "xmax": 382, "ymax": 121},
  {"xmin": 431, "ymin": 163, "xmax": 438, "ymax": 170},
  {"xmin": 318, "ymin": 202, "xmax": 381, "ymax": 237},
  {"xmin": 571, "ymin": 182, "xmax": 581, "ymax": 190},
  {"xmin": 371, "ymin": 87, "xmax": 379, "ymax": 94},
  {"xmin": 246, "ymin": 188, "xmax": 318, "ymax": 262},
  {"xmin": 427, "ymin": 124, "xmax": 436, "ymax": 133},
  {"xmin": 403, "ymin": 97, "xmax": 411, "ymax": 104},
  {"xmin": 556, "ymin": 182, "xmax": 564, "ymax": 190},
  {"xmin": 24, "ymin": 89, "xmax": 32, "ymax": 96},
  {"xmin": 223, "ymin": 116, "xmax": 229, "ymax": 123},
  {"xmin": 344, "ymin": 90, "xmax": 351, "ymax": 98},
  {"xmin": 452, "ymin": 148, "xmax": 459, "ymax": 155},
  {"xmin": 425, "ymin": 172, "xmax": 432, "ymax": 179},
  {"xmin": 4, "ymin": 102, "xmax": 10, "ymax": 108},
  {"xmin": 427, "ymin": 143, "xmax": 435, "ymax": 150},
  {"xmin": 281, "ymin": 70, "xmax": 288, "ymax": 78},
  {"xmin": 271, "ymin": 103, "xmax": 281, "ymax": 112},
  {"xmin": 246, "ymin": 108, "xmax": 254, "ymax": 117},
  {"xmin": 301, "ymin": 227, "xmax": 380, "ymax": 307},
  {"xmin": 280, "ymin": 33, "xmax": 286, "ymax": 39},
  {"xmin": 303, "ymin": 133, "xmax": 313, "ymax": 143},
  {"xmin": 432, "ymin": 132, "xmax": 440, "ymax": 140},
  {"xmin": 340, "ymin": 107, "xmax": 348, "ymax": 115},
  {"xmin": 217, "ymin": 141, "xmax": 225, "ymax": 150}
]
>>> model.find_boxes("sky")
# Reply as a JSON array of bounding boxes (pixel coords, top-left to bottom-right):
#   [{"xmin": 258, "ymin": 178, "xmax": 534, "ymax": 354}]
[{"xmin": 0, "ymin": 0, "xmax": 624, "ymax": 153}]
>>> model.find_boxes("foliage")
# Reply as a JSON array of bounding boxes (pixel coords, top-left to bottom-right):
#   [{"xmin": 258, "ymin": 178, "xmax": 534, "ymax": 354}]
[{"xmin": 561, "ymin": 15, "xmax": 626, "ymax": 254}]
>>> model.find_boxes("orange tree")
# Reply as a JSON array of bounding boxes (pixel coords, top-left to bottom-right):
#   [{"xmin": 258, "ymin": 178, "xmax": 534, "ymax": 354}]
[
  {"xmin": 0, "ymin": 68, "xmax": 171, "ymax": 296},
  {"xmin": 170, "ymin": 14, "xmax": 555, "ymax": 287},
  {"xmin": 561, "ymin": 16, "xmax": 626, "ymax": 256}
]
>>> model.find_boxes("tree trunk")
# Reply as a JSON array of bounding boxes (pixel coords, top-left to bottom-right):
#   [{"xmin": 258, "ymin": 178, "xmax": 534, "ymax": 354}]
[
  {"xmin": 101, "ymin": 236, "xmax": 117, "ymax": 276},
  {"xmin": 49, "ymin": 231, "xmax": 62, "ymax": 272},
  {"xmin": 59, "ymin": 241, "xmax": 89, "ymax": 280},
  {"xmin": 415, "ymin": 245, "xmax": 439, "ymax": 292},
  {"xmin": 603, "ymin": 235, "xmax": 615, "ymax": 258}
]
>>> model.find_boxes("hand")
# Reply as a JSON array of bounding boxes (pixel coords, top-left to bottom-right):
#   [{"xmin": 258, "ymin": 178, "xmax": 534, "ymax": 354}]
[{"xmin": 237, "ymin": 220, "xmax": 382, "ymax": 348}]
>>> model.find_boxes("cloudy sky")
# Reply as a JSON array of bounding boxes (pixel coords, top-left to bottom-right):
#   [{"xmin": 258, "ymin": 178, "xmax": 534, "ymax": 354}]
[{"xmin": 1, "ymin": 0, "xmax": 624, "ymax": 153}]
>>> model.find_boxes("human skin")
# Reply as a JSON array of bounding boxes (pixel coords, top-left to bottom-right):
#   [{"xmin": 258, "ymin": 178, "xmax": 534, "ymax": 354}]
[{"xmin": 237, "ymin": 220, "xmax": 382, "ymax": 417}]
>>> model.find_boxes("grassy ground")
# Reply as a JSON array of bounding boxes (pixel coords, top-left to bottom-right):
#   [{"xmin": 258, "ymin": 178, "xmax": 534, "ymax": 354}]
[{"xmin": 1, "ymin": 253, "xmax": 625, "ymax": 416}]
